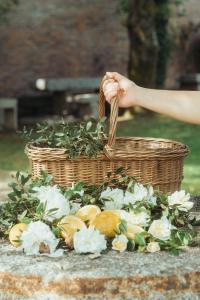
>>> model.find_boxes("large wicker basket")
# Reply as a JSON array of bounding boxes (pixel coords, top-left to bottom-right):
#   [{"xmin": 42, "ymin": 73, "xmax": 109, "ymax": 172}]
[{"xmin": 25, "ymin": 81, "xmax": 189, "ymax": 193}]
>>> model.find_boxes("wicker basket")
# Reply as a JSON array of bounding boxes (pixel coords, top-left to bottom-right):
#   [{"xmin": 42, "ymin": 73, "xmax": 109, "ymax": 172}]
[{"xmin": 25, "ymin": 81, "xmax": 189, "ymax": 193}]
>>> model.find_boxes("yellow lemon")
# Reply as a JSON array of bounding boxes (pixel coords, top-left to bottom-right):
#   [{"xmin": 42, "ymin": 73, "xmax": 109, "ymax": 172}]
[
  {"xmin": 9, "ymin": 223, "xmax": 28, "ymax": 247},
  {"xmin": 76, "ymin": 205, "xmax": 101, "ymax": 223},
  {"xmin": 125, "ymin": 223, "xmax": 144, "ymax": 240},
  {"xmin": 90, "ymin": 210, "xmax": 120, "ymax": 238},
  {"xmin": 58, "ymin": 215, "xmax": 86, "ymax": 239}
]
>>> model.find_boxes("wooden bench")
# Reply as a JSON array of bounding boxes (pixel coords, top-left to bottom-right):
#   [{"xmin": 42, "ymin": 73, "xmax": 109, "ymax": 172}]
[
  {"xmin": 35, "ymin": 77, "xmax": 101, "ymax": 118},
  {"xmin": 0, "ymin": 98, "xmax": 18, "ymax": 130}
]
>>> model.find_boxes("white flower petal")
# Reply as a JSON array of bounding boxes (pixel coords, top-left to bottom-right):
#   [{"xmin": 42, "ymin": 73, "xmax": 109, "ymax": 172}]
[
  {"xmin": 133, "ymin": 183, "xmax": 148, "ymax": 202},
  {"xmin": 168, "ymin": 190, "xmax": 193, "ymax": 212},
  {"xmin": 20, "ymin": 221, "xmax": 60, "ymax": 256},
  {"xmin": 129, "ymin": 210, "xmax": 150, "ymax": 227},
  {"xmin": 101, "ymin": 187, "xmax": 124, "ymax": 210},
  {"xmin": 34, "ymin": 185, "xmax": 70, "ymax": 221},
  {"xmin": 148, "ymin": 217, "xmax": 171, "ymax": 241},
  {"xmin": 112, "ymin": 234, "xmax": 128, "ymax": 252},
  {"xmin": 147, "ymin": 242, "xmax": 160, "ymax": 253},
  {"xmin": 73, "ymin": 227, "xmax": 107, "ymax": 254},
  {"xmin": 123, "ymin": 191, "xmax": 137, "ymax": 205}
]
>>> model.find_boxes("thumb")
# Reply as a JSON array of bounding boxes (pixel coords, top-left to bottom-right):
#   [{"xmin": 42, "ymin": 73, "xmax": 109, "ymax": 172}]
[{"xmin": 106, "ymin": 72, "xmax": 124, "ymax": 82}]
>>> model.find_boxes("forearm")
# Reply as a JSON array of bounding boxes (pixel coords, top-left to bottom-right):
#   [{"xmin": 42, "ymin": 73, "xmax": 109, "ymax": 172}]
[{"xmin": 137, "ymin": 88, "xmax": 200, "ymax": 124}]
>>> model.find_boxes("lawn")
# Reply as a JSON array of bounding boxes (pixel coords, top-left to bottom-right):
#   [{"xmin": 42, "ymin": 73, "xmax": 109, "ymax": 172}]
[{"xmin": 0, "ymin": 114, "xmax": 199, "ymax": 194}]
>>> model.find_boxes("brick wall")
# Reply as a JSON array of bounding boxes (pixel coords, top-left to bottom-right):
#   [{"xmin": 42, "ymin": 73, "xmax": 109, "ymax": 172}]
[
  {"xmin": 0, "ymin": 0, "xmax": 199, "ymax": 97},
  {"xmin": 0, "ymin": 0, "xmax": 129, "ymax": 97}
]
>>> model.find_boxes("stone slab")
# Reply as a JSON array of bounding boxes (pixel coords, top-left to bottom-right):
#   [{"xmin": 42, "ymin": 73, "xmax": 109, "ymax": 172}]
[{"xmin": 0, "ymin": 241, "xmax": 200, "ymax": 300}]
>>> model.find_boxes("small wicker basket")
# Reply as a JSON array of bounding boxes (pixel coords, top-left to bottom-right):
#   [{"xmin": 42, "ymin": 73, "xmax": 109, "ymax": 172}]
[{"xmin": 25, "ymin": 80, "xmax": 189, "ymax": 193}]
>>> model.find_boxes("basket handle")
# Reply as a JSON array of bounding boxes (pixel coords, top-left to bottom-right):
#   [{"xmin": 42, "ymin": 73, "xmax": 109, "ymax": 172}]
[{"xmin": 98, "ymin": 78, "xmax": 119, "ymax": 159}]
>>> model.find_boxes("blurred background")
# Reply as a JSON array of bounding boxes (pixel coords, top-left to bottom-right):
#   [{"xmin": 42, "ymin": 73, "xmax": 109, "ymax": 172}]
[{"xmin": 0, "ymin": 0, "xmax": 200, "ymax": 195}]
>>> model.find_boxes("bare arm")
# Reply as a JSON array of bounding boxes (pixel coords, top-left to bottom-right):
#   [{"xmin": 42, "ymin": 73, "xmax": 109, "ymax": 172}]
[
  {"xmin": 103, "ymin": 72, "xmax": 200, "ymax": 125},
  {"xmin": 138, "ymin": 88, "xmax": 200, "ymax": 124}
]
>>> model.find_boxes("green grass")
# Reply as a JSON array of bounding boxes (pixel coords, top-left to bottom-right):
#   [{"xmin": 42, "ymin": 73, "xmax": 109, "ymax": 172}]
[
  {"xmin": 0, "ymin": 133, "xmax": 27, "ymax": 171},
  {"xmin": 0, "ymin": 114, "xmax": 199, "ymax": 194}
]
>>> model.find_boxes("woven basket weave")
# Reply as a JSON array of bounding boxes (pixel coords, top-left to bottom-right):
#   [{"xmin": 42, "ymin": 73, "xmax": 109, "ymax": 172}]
[{"xmin": 25, "ymin": 80, "xmax": 189, "ymax": 193}]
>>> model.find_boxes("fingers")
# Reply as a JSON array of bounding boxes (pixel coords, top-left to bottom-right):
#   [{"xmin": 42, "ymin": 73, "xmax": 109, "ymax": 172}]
[
  {"xmin": 103, "ymin": 80, "xmax": 119, "ymax": 102},
  {"xmin": 105, "ymin": 71, "xmax": 124, "ymax": 82},
  {"xmin": 102, "ymin": 78, "xmax": 115, "ymax": 92},
  {"xmin": 104, "ymin": 90, "xmax": 118, "ymax": 102}
]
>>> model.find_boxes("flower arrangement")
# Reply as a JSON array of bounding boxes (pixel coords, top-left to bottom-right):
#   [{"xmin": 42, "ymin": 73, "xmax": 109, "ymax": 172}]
[{"xmin": 0, "ymin": 168, "xmax": 197, "ymax": 257}]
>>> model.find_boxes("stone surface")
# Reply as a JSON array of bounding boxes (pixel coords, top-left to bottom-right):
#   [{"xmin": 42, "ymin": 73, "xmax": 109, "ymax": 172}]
[{"xmin": 0, "ymin": 241, "xmax": 200, "ymax": 300}]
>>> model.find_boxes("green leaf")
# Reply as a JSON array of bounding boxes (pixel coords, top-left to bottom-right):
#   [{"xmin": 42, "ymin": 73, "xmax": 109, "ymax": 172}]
[
  {"xmin": 16, "ymin": 171, "xmax": 20, "ymax": 180},
  {"xmin": 118, "ymin": 220, "xmax": 127, "ymax": 234},
  {"xmin": 52, "ymin": 226, "xmax": 60, "ymax": 238},
  {"xmin": 127, "ymin": 240, "xmax": 135, "ymax": 251},
  {"xmin": 18, "ymin": 210, "xmax": 27, "ymax": 222},
  {"xmin": 20, "ymin": 217, "xmax": 32, "ymax": 224},
  {"xmin": 135, "ymin": 234, "xmax": 146, "ymax": 246},
  {"xmin": 138, "ymin": 245, "xmax": 146, "ymax": 252},
  {"xmin": 21, "ymin": 175, "xmax": 30, "ymax": 185},
  {"xmin": 170, "ymin": 248, "xmax": 179, "ymax": 256},
  {"xmin": 8, "ymin": 192, "xmax": 16, "ymax": 202},
  {"xmin": 115, "ymin": 167, "xmax": 124, "ymax": 174}
]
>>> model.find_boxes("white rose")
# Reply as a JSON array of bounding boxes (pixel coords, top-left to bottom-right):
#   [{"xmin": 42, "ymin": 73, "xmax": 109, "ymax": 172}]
[
  {"xmin": 133, "ymin": 183, "xmax": 148, "ymax": 202},
  {"xmin": 20, "ymin": 221, "xmax": 63, "ymax": 256},
  {"xmin": 123, "ymin": 191, "xmax": 137, "ymax": 205},
  {"xmin": 116, "ymin": 210, "xmax": 133, "ymax": 223},
  {"xmin": 116, "ymin": 209, "xmax": 149, "ymax": 228},
  {"xmin": 167, "ymin": 190, "xmax": 193, "ymax": 211},
  {"xmin": 148, "ymin": 216, "xmax": 172, "ymax": 241},
  {"xmin": 146, "ymin": 186, "xmax": 157, "ymax": 206},
  {"xmin": 146, "ymin": 242, "xmax": 160, "ymax": 253},
  {"xmin": 101, "ymin": 187, "xmax": 124, "ymax": 210},
  {"xmin": 129, "ymin": 210, "xmax": 150, "ymax": 227},
  {"xmin": 112, "ymin": 234, "xmax": 128, "ymax": 252},
  {"xmin": 73, "ymin": 227, "xmax": 107, "ymax": 254},
  {"xmin": 113, "ymin": 211, "xmax": 145, "ymax": 240},
  {"xmin": 34, "ymin": 185, "xmax": 70, "ymax": 221}
]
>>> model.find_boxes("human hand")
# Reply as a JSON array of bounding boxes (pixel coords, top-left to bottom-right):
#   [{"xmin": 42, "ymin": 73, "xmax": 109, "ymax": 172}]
[{"xmin": 102, "ymin": 72, "xmax": 140, "ymax": 108}]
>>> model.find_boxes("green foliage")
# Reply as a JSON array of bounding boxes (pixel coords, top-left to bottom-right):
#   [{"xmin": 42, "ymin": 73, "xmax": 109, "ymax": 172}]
[
  {"xmin": 0, "ymin": 172, "xmax": 38, "ymax": 236},
  {"xmin": 21, "ymin": 118, "xmax": 107, "ymax": 159}
]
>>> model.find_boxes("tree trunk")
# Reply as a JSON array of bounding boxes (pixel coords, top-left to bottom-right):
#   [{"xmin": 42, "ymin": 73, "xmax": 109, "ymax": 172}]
[{"xmin": 127, "ymin": 0, "xmax": 159, "ymax": 88}]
